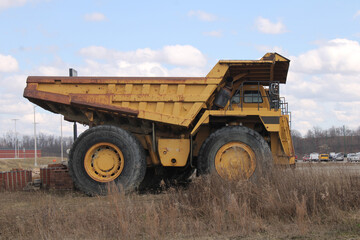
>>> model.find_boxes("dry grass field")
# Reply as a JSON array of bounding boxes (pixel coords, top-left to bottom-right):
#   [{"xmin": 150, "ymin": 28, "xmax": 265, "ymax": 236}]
[
  {"xmin": 0, "ymin": 157, "xmax": 65, "ymax": 171},
  {"xmin": 0, "ymin": 162, "xmax": 360, "ymax": 239}
]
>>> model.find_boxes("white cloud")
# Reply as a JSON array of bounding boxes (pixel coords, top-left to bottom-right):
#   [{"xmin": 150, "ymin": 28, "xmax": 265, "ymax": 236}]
[
  {"xmin": 78, "ymin": 46, "xmax": 108, "ymax": 59},
  {"xmin": 22, "ymin": 111, "xmax": 87, "ymax": 136},
  {"xmin": 203, "ymin": 30, "xmax": 222, "ymax": 38},
  {"xmin": 0, "ymin": 91, "xmax": 87, "ymax": 136},
  {"xmin": 0, "ymin": 54, "xmax": 19, "ymax": 72},
  {"xmin": 188, "ymin": 10, "xmax": 217, "ymax": 22},
  {"xmin": 84, "ymin": 12, "xmax": 106, "ymax": 22},
  {"xmin": 0, "ymin": 92, "xmax": 87, "ymax": 137},
  {"xmin": 37, "ymin": 66, "xmax": 64, "ymax": 75},
  {"xmin": 79, "ymin": 59, "xmax": 169, "ymax": 77},
  {"xmin": 332, "ymin": 102, "xmax": 360, "ymax": 129},
  {"xmin": 0, "ymin": 0, "xmax": 46, "ymax": 11},
  {"xmin": 0, "ymin": 0, "xmax": 28, "ymax": 10},
  {"xmin": 24, "ymin": 45, "xmax": 205, "ymax": 80},
  {"xmin": 2, "ymin": 75, "xmax": 27, "ymax": 95},
  {"xmin": 32, "ymin": 57, "xmax": 69, "ymax": 76},
  {"xmin": 0, "ymin": 94, "xmax": 32, "ymax": 116},
  {"xmin": 162, "ymin": 45, "xmax": 206, "ymax": 67},
  {"xmin": 255, "ymin": 17, "xmax": 287, "ymax": 34},
  {"xmin": 284, "ymin": 38, "xmax": 360, "ymax": 134},
  {"xmin": 0, "ymin": 110, "xmax": 87, "ymax": 137},
  {"xmin": 291, "ymin": 39, "xmax": 360, "ymax": 74},
  {"xmin": 79, "ymin": 44, "xmax": 207, "ymax": 69}
]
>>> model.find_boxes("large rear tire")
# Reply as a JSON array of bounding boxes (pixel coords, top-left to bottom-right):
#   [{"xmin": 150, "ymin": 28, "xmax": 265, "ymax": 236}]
[
  {"xmin": 69, "ymin": 125, "xmax": 146, "ymax": 196},
  {"xmin": 197, "ymin": 126, "xmax": 273, "ymax": 182}
]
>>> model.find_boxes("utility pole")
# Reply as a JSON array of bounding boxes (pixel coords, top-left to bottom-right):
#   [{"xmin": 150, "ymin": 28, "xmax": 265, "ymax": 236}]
[
  {"xmin": 73, "ymin": 122, "xmax": 77, "ymax": 141},
  {"xmin": 12, "ymin": 119, "xmax": 19, "ymax": 158},
  {"xmin": 34, "ymin": 106, "xmax": 38, "ymax": 166},
  {"xmin": 61, "ymin": 115, "xmax": 64, "ymax": 162},
  {"xmin": 343, "ymin": 125, "xmax": 346, "ymax": 156}
]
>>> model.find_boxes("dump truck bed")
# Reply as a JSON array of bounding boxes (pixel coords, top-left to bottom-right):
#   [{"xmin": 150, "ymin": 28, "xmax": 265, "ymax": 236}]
[
  {"xmin": 24, "ymin": 53, "xmax": 290, "ymax": 128},
  {"xmin": 24, "ymin": 77, "xmax": 219, "ymax": 127}
]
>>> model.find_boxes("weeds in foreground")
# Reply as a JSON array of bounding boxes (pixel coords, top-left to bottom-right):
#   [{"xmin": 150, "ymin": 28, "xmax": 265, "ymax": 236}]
[{"xmin": 0, "ymin": 166, "xmax": 360, "ymax": 239}]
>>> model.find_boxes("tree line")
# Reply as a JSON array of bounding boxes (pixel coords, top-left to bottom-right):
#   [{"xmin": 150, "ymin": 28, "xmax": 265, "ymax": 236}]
[
  {"xmin": 292, "ymin": 126, "xmax": 360, "ymax": 157},
  {"xmin": 0, "ymin": 131, "xmax": 73, "ymax": 157}
]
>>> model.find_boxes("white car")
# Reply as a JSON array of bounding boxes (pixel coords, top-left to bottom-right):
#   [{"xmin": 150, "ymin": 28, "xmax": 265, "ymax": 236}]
[
  {"xmin": 309, "ymin": 152, "xmax": 319, "ymax": 162},
  {"xmin": 335, "ymin": 152, "xmax": 344, "ymax": 161},
  {"xmin": 347, "ymin": 153, "xmax": 360, "ymax": 162}
]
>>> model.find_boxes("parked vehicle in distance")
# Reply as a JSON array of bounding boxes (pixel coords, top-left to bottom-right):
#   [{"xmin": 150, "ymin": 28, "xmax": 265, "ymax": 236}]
[
  {"xmin": 329, "ymin": 152, "xmax": 336, "ymax": 161},
  {"xmin": 347, "ymin": 153, "xmax": 360, "ymax": 162},
  {"xmin": 319, "ymin": 154, "xmax": 330, "ymax": 161},
  {"xmin": 335, "ymin": 152, "xmax": 344, "ymax": 161},
  {"xmin": 302, "ymin": 155, "xmax": 310, "ymax": 162},
  {"xmin": 310, "ymin": 152, "xmax": 319, "ymax": 162}
]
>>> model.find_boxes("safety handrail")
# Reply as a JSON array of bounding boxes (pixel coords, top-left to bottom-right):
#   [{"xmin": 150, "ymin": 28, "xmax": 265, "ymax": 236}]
[{"xmin": 229, "ymin": 80, "xmax": 291, "ymax": 124}]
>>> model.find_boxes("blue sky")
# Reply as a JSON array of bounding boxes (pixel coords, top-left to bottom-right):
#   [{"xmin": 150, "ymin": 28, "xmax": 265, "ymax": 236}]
[{"xmin": 1, "ymin": 0, "xmax": 360, "ymax": 137}]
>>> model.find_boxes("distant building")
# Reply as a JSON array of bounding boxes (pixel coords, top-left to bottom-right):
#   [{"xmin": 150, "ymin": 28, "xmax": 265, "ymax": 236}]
[{"xmin": 0, "ymin": 149, "xmax": 41, "ymax": 158}]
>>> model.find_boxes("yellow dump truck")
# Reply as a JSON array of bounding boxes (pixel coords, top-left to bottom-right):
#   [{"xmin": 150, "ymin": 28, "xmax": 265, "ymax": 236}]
[{"xmin": 24, "ymin": 52, "xmax": 295, "ymax": 195}]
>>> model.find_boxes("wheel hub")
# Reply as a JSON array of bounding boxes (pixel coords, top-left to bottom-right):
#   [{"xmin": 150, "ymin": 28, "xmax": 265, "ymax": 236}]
[
  {"xmin": 94, "ymin": 149, "xmax": 117, "ymax": 171},
  {"xmin": 215, "ymin": 142, "xmax": 256, "ymax": 180},
  {"xmin": 84, "ymin": 142, "xmax": 124, "ymax": 182}
]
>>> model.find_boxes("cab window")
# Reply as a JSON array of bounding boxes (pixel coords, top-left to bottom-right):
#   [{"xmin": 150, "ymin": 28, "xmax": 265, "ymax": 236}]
[{"xmin": 244, "ymin": 90, "xmax": 263, "ymax": 103}]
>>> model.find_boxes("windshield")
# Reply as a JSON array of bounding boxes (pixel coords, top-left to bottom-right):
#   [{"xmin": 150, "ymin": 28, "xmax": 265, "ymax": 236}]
[{"xmin": 244, "ymin": 90, "xmax": 263, "ymax": 103}]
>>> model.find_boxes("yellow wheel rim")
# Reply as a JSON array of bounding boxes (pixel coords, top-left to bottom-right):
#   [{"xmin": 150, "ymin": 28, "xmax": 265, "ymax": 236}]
[
  {"xmin": 215, "ymin": 142, "xmax": 256, "ymax": 181},
  {"xmin": 84, "ymin": 142, "xmax": 124, "ymax": 182}
]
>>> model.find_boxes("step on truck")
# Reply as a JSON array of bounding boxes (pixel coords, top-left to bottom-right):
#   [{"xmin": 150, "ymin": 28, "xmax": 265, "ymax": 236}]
[{"xmin": 24, "ymin": 52, "xmax": 295, "ymax": 195}]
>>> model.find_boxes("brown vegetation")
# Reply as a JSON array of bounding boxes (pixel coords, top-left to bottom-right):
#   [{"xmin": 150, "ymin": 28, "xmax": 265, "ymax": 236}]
[
  {"xmin": 0, "ymin": 157, "xmax": 64, "ymax": 171},
  {"xmin": 0, "ymin": 165, "xmax": 360, "ymax": 239}
]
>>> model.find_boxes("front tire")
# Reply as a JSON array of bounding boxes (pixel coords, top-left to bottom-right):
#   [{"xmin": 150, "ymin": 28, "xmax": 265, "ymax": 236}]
[
  {"xmin": 69, "ymin": 125, "xmax": 146, "ymax": 196},
  {"xmin": 197, "ymin": 126, "xmax": 273, "ymax": 182}
]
